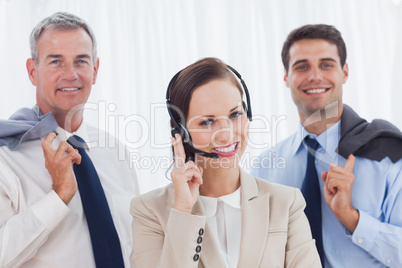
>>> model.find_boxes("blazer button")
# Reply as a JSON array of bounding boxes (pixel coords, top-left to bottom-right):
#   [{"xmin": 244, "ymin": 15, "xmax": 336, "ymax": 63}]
[
  {"xmin": 193, "ymin": 254, "xmax": 200, "ymax": 261},
  {"xmin": 197, "ymin": 236, "xmax": 203, "ymax": 244},
  {"xmin": 196, "ymin": 245, "xmax": 201, "ymax": 253},
  {"xmin": 199, "ymin": 228, "xmax": 204, "ymax": 236}
]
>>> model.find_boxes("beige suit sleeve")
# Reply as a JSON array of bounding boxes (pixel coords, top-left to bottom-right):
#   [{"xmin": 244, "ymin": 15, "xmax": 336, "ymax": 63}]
[
  {"xmin": 130, "ymin": 196, "xmax": 207, "ymax": 268},
  {"xmin": 285, "ymin": 189, "xmax": 322, "ymax": 268}
]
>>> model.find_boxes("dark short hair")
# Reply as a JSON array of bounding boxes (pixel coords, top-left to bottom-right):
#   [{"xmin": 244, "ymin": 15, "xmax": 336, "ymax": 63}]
[
  {"xmin": 30, "ymin": 12, "xmax": 97, "ymax": 64},
  {"xmin": 281, "ymin": 24, "xmax": 347, "ymax": 72}
]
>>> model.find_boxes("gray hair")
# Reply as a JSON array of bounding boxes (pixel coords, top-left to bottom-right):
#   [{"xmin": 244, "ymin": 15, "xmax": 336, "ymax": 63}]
[{"xmin": 29, "ymin": 12, "xmax": 97, "ymax": 64}]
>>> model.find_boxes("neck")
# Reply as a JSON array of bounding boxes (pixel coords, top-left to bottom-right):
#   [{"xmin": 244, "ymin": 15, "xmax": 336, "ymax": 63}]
[
  {"xmin": 198, "ymin": 165, "xmax": 240, "ymax": 198},
  {"xmin": 38, "ymin": 105, "xmax": 84, "ymax": 132},
  {"xmin": 300, "ymin": 103, "xmax": 343, "ymax": 136},
  {"xmin": 55, "ymin": 112, "xmax": 83, "ymax": 132}
]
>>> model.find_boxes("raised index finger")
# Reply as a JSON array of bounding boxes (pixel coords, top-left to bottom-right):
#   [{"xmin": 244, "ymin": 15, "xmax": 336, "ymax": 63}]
[
  {"xmin": 344, "ymin": 154, "xmax": 355, "ymax": 173},
  {"xmin": 42, "ymin": 132, "xmax": 57, "ymax": 156},
  {"xmin": 172, "ymin": 134, "xmax": 187, "ymax": 167}
]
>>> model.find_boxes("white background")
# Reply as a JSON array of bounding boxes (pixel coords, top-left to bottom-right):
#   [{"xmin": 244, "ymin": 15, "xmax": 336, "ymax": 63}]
[{"xmin": 1, "ymin": 0, "xmax": 401, "ymax": 193}]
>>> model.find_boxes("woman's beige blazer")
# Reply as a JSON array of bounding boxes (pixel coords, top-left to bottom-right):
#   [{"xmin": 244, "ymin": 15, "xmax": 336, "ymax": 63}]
[{"xmin": 130, "ymin": 169, "xmax": 321, "ymax": 268}]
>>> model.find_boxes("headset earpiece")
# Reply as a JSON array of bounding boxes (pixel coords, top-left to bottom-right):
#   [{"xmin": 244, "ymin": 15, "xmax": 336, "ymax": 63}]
[{"xmin": 170, "ymin": 127, "xmax": 180, "ymax": 139}]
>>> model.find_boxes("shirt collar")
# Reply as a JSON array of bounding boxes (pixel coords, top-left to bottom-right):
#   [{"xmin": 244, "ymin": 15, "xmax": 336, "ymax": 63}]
[
  {"xmin": 41, "ymin": 120, "xmax": 91, "ymax": 151},
  {"xmin": 320, "ymin": 120, "xmax": 341, "ymax": 159},
  {"xmin": 200, "ymin": 187, "xmax": 241, "ymax": 218},
  {"xmin": 292, "ymin": 120, "xmax": 341, "ymax": 159}
]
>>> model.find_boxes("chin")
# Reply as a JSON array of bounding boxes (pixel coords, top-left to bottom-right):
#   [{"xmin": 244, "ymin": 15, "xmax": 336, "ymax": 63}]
[{"xmin": 205, "ymin": 155, "xmax": 241, "ymax": 170}]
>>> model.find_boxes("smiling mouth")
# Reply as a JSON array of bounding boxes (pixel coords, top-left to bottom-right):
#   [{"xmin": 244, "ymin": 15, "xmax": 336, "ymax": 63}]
[
  {"xmin": 303, "ymin": 88, "xmax": 329, "ymax": 94},
  {"xmin": 58, "ymin": 87, "xmax": 80, "ymax": 92},
  {"xmin": 214, "ymin": 142, "xmax": 239, "ymax": 154}
]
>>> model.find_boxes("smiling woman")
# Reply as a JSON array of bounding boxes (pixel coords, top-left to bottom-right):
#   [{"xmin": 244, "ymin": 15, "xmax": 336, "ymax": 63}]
[
  {"xmin": 130, "ymin": 57, "xmax": 321, "ymax": 267},
  {"xmin": 187, "ymin": 79, "xmax": 246, "ymax": 166}
]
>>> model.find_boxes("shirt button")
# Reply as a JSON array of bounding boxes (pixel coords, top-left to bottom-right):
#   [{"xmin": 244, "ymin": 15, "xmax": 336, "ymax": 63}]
[
  {"xmin": 357, "ymin": 238, "xmax": 363, "ymax": 244},
  {"xmin": 193, "ymin": 254, "xmax": 200, "ymax": 261},
  {"xmin": 196, "ymin": 245, "xmax": 201, "ymax": 253},
  {"xmin": 197, "ymin": 236, "xmax": 203, "ymax": 244},
  {"xmin": 387, "ymin": 259, "xmax": 391, "ymax": 263},
  {"xmin": 199, "ymin": 228, "xmax": 204, "ymax": 236},
  {"xmin": 315, "ymin": 160, "xmax": 317, "ymax": 164}
]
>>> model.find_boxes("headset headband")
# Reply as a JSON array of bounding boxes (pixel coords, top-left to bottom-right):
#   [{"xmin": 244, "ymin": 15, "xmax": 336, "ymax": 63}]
[{"xmin": 166, "ymin": 66, "xmax": 252, "ymax": 121}]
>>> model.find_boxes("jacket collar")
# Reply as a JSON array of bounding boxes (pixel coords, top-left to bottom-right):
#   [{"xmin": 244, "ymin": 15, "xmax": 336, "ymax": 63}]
[{"xmin": 237, "ymin": 169, "xmax": 270, "ymax": 267}]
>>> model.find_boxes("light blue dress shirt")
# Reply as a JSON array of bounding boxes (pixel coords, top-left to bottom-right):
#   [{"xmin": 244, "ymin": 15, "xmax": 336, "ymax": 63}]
[{"xmin": 251, "ymin": 121, "xmax": 402, "ymax": 268}]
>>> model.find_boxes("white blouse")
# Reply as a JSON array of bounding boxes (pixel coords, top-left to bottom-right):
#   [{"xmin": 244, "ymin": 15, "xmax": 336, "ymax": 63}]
[{"xmin": 199, "ymin": 187, "xmax": 242, "ymax": 268}]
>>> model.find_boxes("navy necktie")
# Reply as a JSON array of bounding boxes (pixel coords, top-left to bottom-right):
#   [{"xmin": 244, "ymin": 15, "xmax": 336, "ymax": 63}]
[
  {"xmin": 68, "ymin": 135, "xmax": 124, "ymax": 268},
  {"xmin": 301, "ymin": 136, "xmax": 325, "ymax": 265}
]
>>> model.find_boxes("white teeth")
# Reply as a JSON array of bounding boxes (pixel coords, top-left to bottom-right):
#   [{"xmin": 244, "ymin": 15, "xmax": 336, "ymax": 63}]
[
  {"xmin": 214, "ymin": 143, "xmax": 237, "ymax": 153},
  {"xmin": 305, "ymin": 88, "xmax": 327, "ymax": 94},
  {"xmin": 59, "ymin": 88, "xmax": 79, "ymax": 91}
]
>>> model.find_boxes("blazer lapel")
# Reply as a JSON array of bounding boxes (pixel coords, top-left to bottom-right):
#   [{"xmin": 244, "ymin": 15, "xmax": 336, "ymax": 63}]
[
  {"xmin": 237, "ymin": 169, "xmax": 270, "ymax": 267},
  {"xmin": 192, "ymin": 199, "xmax": 225, "ymax": 268}
]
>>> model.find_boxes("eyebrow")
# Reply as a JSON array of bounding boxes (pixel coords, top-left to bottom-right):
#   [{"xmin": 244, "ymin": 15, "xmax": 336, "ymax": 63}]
[
  {"xmin": 77, "ymin": 54, "xmax": 91, "ymax": 59},
  {"xmin": 291, "ymin": 59, "xmax": 308, "ymax": 68},
  {"xmin": 199, "ymin": 105, "xmax": 241, "ymax": 118},
  {"xmin": 320, "ymin": 58, "xmax": 337, "ymax": 63},
  {"xmin": 230, "ymin": 106, "xmax": 241, "ymax": 112},
  {"xmin": 46, "ymin": 54, "xmax": 63, "ymax": 59}
]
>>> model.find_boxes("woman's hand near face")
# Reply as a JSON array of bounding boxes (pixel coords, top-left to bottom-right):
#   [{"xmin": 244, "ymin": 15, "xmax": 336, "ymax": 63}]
[{"xmin": 170, "ymin": 134, "xmax": 203, "ymax": 214}]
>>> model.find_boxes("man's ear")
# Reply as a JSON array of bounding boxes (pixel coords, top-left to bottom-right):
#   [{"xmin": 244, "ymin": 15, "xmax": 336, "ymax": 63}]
[
  {"xmin": 342, "ymin": 63, "xmax": 349, "ymax": 84},
  {"xmin": 92, "ymin": 58, "xmax": 100, "ymax": 84},
  {"xmin": 284, "ymin": 68, "xmax": 290, "ymax": 88},
  {"xmin": 26, "ymin": 58, "xmax": 38, "ymax": 86}
]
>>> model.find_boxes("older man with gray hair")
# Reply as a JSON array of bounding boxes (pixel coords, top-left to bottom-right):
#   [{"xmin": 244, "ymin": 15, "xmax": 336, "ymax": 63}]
[{"xmin": 0, "ymin": 12, "xmax": 139, "ymax": 267}]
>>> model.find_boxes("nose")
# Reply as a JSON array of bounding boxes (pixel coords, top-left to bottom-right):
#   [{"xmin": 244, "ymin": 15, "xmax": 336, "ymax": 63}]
[
  {"xmin": 212, "ymin": 118, "xmax": 233, "ymax": 145},
  {"xmin": 61, "ymin": 63, "xmax": 78, "ymax": 81},
  {"xmin": 308, "ymin": 66, "xmax": 323, "ymax": 82}
]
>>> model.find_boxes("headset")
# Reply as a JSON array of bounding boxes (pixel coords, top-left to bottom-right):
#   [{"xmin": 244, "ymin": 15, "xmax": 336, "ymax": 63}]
[{"xmin": 166, "ymin": 65, "xmax": 252, "ymax": 162}]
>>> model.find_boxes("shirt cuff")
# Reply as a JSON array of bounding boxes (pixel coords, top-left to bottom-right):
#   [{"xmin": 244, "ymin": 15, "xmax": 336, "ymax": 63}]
[
  {"xmin": 169, "ymin": 208, "xmax": 206, "ymax": 221},
  {"xmin": 30, "ymin": 190, "xmax": 70, "ymax": 231},
  {"xmin": 351, "ymin": 210, "xmax": 380, "ymax": 251}
]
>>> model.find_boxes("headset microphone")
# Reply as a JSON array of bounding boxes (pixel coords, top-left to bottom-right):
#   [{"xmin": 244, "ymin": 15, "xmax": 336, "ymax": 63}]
[
  {"xmin": 167, "ymin": 104, "xmax": 219, "ymax": 161},
  {"xmin": 184, "ymin": 144, "xmax": 219, "ymax": 160}
]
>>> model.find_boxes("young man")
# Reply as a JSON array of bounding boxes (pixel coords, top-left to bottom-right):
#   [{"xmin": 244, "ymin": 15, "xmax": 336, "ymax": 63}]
[
  {"xmin": 252, "ymin": 24, "xmax": 402, "ymax": 267},
  {"xmin": 0, "ymin": 12, "xmax": 139, "ymax": 267}
]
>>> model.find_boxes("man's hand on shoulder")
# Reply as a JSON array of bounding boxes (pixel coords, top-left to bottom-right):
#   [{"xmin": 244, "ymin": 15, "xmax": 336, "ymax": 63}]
[
  {"xmin": 321, "ymin": 154, "xmax": 359, "ymax": 233},
  {"xmin": 42, "ymin": 132, "xmax": 81, "ymax": 205}
]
